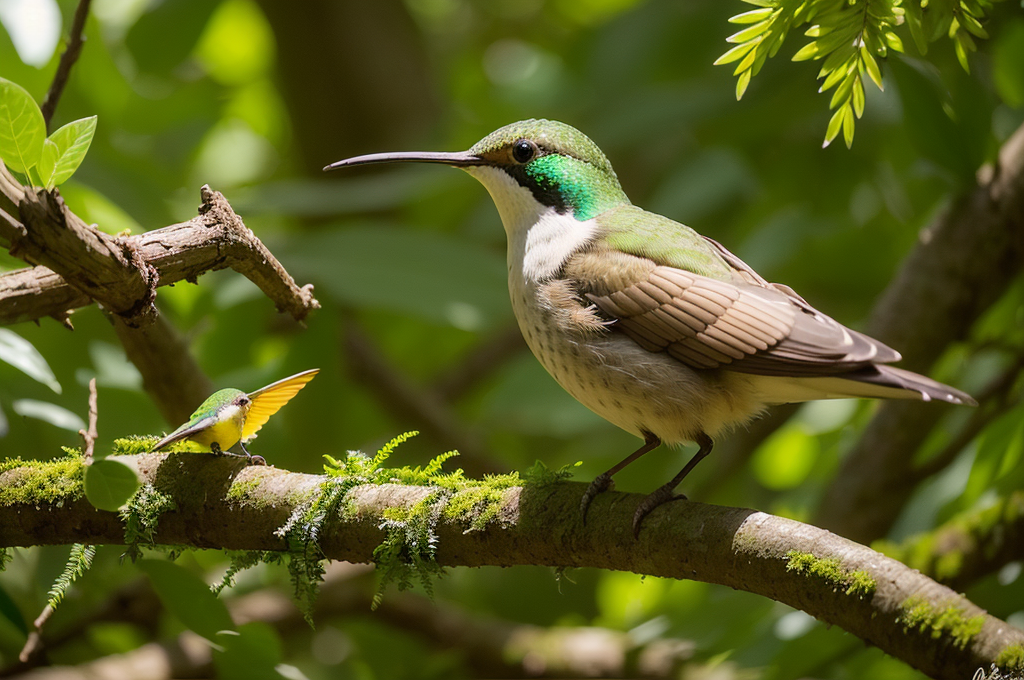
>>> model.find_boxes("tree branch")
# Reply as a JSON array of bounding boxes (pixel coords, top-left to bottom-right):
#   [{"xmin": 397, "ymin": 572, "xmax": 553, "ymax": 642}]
[
  {"xmin": 110, "ymin": 313, "xmax": 214, "ymax": 425},
  {"xmin": 0, "ymin": 182, "xmax": 319, "ymax": 327},
  {"xmin": 880, "ymin": 490, "xmax": 1024, "ymax": 593},
  {"xmin": 816, "ymin": 121, "xmax": 1024, "ymax": 542},
  {"xmin": 1, "ymin": 454, "xmax": 1021, "ymax": 680}
]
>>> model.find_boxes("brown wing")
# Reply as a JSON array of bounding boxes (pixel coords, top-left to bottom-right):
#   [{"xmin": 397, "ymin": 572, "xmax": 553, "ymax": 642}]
[{"xmin": 566, "ymin": 249, "xmax": 900, "ymax": 377}]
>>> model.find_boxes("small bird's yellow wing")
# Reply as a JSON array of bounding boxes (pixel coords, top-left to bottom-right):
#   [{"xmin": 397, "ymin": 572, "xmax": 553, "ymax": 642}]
[{"xmin": 241, "ymin": 368, "xmax": 319, "ymax": 441}]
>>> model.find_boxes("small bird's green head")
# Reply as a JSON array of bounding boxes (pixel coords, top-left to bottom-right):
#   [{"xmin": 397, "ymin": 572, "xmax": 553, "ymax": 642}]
[
  {"xmin": 191, "ymin": 388, "xmax": 249, "ymax": 420},
  {"xmin": 325, "ymin": 119, "xmax": 630, "ymax": 223}
]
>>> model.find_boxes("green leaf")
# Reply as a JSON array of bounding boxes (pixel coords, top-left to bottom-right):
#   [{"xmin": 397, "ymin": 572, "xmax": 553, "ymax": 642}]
[
  {"xmin": 959, "ymin": 11, "xmax": 988, "ymax": 39},
  {"xmin": 0, "ymin": 328, "xmax": 61, "ymax": 393},
  {"xmin": 792, "ymin": 40, "xmax": 820, "ymax": 61},
  {"xmin": 736, "ymin": 69, "xmax": 752, "ymax": 100},
  {"xmin": 85, "ymin": 459, "xmax": 140, "ymax": 511},
  {"xmin": 852, "ymin": 77, "xmax": 865, "ymax": 117},
  {"xmin": 823, "ymin": 106, "xmax": 844, "ymax": 148},
  {"xmin": 213, "ymin": 622, "xmax": 285, "ymax": 680},
  {"xmin": 861, "ymin": 46, "xmax": 884, "ymax": 90},
  {"xmin": 0, "ymin": 583, "xmax": 27, "ymax": 637},
  {"xmin": 137, "ymin": 559, "xmax": 236, "ymax": 642},
  {"xmin": 714, "ymin": 40, "xmax": 759, "ymax": 66},
  {"xmin": 727, "ymin": 20, "xmax": 772, "ymax": 44},
  {"xmin": 12, "ymin": 399, "xmax": 85, "ymax": 431},
  {"xmin": 729, "ymin": 8, "xmax": 773, "ymax": 23},
  {"xmin": 953, "ymin": 33, "xmax": 971, "ymax": 73},
  {"xmin": 842, "ymin": 103, "xmax": 855, "ymax": 148},
  {"xmin": 39, "ymin": 116, "xmax": 97, "ymax": 190},
  {"xmin": 0, "ymin": 77, "xmax": 45, "ymax": 174}
]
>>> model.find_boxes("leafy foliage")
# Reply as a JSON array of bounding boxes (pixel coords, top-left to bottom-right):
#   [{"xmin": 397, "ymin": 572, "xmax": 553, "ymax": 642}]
[
  {"xmin": 45, "ymin": 543, "xmax": 95, "ymax": 608},
  {"xmin": 0, "ymin": 77, "xmax": 95, "ymax": 189},
  {"xmin": 717, "ymin": 0, "xmax": 1002, "ymax": 146}
]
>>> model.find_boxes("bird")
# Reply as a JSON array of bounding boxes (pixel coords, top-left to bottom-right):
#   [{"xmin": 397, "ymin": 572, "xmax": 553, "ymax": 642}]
[
  {"xmin": 324, "ymin": 119, "xmax": 975, "ymax": 536},
  {"xmin": 151, "ymin": 369, "xmax": 319, "ymax": 462}
]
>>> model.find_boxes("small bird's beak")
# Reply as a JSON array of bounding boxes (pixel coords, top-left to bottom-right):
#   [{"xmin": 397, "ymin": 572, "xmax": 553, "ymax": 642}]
[{"xmin": 323, "ymin": 150, "xmax": 482, "ymax": 172}]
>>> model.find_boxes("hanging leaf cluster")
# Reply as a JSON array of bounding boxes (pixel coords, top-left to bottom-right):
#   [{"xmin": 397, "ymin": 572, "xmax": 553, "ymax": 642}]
[{"xmin": 716, "ymin": 0, "xmax": 1000, "ymax": 148}]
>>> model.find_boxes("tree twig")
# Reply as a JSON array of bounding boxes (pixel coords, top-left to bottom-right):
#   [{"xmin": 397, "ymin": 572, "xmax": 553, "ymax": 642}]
[
  {"xmin": 0, "ymin": 182, "xmax": 319, "ymax": 327},
  {"xmin": 40, "ymin": 0, "xmax": 93, "ymax": 128},
  {"xmin": 1, "ymin": 453, "xmax": 1021, "ymax": 680},
  {"xmin": 78, "ymin": 378, "xmax": 98, "ymax": 464}
]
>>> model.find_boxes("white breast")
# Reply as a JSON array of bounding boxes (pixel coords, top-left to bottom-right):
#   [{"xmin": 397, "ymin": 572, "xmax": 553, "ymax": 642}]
[{"xmin": 465, "ymin": 166, "xmax": 597, "ymax": 284}]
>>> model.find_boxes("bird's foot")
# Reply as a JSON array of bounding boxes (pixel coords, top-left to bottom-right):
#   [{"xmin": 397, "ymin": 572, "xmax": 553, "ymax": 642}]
[
  {"xmin": 580, "ymin": 473, "xmax": 615, "ymax": 525},
  {"xmin": 248, "ymin": 455, "xmax": 267, "ymax": 466},
  {"xmin": 632, "ymin": 485, "xmax": 688, "ymax": 538}
]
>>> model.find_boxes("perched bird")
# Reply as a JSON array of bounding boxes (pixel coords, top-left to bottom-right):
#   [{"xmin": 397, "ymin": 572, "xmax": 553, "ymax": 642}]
[
  {"xmin": 152, "ymin": 369, "xmax": 319, "ymax": 461},
  {"xmin": 325, "ymin": 119, "xmax": 975, "ymax": 535}
]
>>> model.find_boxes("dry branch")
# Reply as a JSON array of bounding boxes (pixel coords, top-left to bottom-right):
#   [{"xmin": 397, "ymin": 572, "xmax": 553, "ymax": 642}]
[
  {"xmin": 1, "ymin": 453, "xmax": 1021, "ymax": 680},
  {"xmin": 0, "ymin": 180, "xmax": 319, "ymax": 327}
]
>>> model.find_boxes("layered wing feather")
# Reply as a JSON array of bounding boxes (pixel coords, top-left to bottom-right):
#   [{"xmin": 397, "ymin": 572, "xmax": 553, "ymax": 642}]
[
  {"xmin": 152, "ymin": 414, "xmax": 220, "ymax": 451},
  {"xmin": 240, "ymin": 368, "xmax": 319, "ymax": 441},
  {"xmin": 565, "ymin": 246, "xmax": 900, "ymax": 378}
]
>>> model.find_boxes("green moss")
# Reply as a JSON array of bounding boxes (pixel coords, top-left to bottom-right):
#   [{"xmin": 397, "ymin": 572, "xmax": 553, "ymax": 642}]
[
  {"xmin": 786, "ymin": 551, "xmax": 877, "ymax": 598},
  {"xmin": 120, "ymin": 483, "xmax": 177, "ymax": 562},
  {"xmin": 0, "ymin": 452, "xmax": 85, "ymax": 506},
  {"xmin": 997, "ymin": 643, "xmax": 1024, "ymax": 670},
  {"xmin": 226, "ymin": 476, "xmax": 263, "ymax": 505},
  {"xmin": 898, "ymin": 595, "xmax": 985, "ymax": 649}
]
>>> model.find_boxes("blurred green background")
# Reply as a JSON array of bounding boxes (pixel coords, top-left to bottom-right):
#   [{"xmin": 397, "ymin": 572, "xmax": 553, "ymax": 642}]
[{"xmin": 1, "ymin": 0, "xmax": 1023, "ymax": 678}]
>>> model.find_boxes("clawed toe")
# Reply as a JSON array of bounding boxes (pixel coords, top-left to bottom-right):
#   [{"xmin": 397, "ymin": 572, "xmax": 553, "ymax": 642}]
[
  {"xmin": 580, "ymin": 473, "xmax": 615, "ymax": 525},
  {"xmin": 632, "ymin": 486, "xmax": 687, "ymax": 538}
]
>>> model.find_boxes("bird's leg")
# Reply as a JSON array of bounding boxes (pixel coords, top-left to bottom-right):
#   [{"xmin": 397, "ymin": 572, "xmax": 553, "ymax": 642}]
[
  {"xmin": 632, "ymin": 432, "xmax": 713, "ymax": 537},
  {"xmin": 239, "ymin": 440, "xmax": 266, "ymax": 466},
  {"xmin": 580, "ymin": 432, "xmax": 661, "ymax": 524}
]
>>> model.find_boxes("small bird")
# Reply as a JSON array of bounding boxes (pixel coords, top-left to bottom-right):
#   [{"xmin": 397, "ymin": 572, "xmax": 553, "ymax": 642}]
[
  {"xmin": 152, "ymin": 369, "xmax": 319, "ymax": 462},
  {"xmin": 325, "ymin": 119, "xmax": 975, "ymax": 535}
]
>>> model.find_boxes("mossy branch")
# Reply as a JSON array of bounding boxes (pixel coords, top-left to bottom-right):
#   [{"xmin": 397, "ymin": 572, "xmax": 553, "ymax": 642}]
[{"xmin": 0, "ymin": 453, "xmax": 1022, "ymax": 680}]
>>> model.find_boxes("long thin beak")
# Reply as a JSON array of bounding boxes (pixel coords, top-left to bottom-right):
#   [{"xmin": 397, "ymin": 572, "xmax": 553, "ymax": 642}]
[{"xmin": 323, "ymin": 150, "xmax": 482, "ymax": 172}]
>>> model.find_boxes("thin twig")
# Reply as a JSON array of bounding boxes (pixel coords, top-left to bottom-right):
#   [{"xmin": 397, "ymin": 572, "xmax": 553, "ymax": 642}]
[
  {"xmin": 40, "ymin": 0, "xmax": 93, "ymax": 128},
  {"xmin": 79, "ymin": 378, "xmax": 98, "ymax": 464},
  {"xmin": 17, "ymin": 605, "xmax": 54, "ymax": 663}
]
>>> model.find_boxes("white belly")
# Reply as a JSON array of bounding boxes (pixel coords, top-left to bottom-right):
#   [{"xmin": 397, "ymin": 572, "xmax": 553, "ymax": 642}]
[{"xmin": 508, "ymin": 273, "xmax": 767, "ymax": 443}]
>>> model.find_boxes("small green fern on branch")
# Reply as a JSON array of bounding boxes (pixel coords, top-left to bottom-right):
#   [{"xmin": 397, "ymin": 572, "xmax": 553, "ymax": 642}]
[{"xmin": 716, "ymin": 0, "xmax": 1001, "ymax": 148}]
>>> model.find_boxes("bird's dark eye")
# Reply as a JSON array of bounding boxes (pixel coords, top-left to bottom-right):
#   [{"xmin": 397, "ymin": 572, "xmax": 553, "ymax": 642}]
[{"xmin": 512, "ymin": 139, "xmax": 537, "ymax": 163}]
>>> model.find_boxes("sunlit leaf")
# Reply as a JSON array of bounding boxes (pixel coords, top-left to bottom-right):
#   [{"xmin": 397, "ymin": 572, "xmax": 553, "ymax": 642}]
[
  {"xmin": 861, "ymin": 46, "xmax": 883, "ymax": 90},
  {"xmin": 137, "ymin": 560, "xmax": 235, "ymax": 642},
  {"xmin": 38, "ymin": 116, "xmax": 97, "ymax": 190},
  {"xmin": 823, "ymin": 106, "xmax": 844, "ymax": 147},
  {"xmin": 729, "ymin": 8, "xmax": 773, "ymax": 24},
  {"xmin": 0, "ymin": 76, "xmax": 45, "ymax": 174},
  {"xmin": 12, "ymin": 399, "xmax": 83, "ymax": 430},
  {"xmin": 85, "ymin": 459, "xmax": 140, "ymax": 512},
  {"xmin": 0, "ymin": 328, "xmax": 61, "ymax": 393}
]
